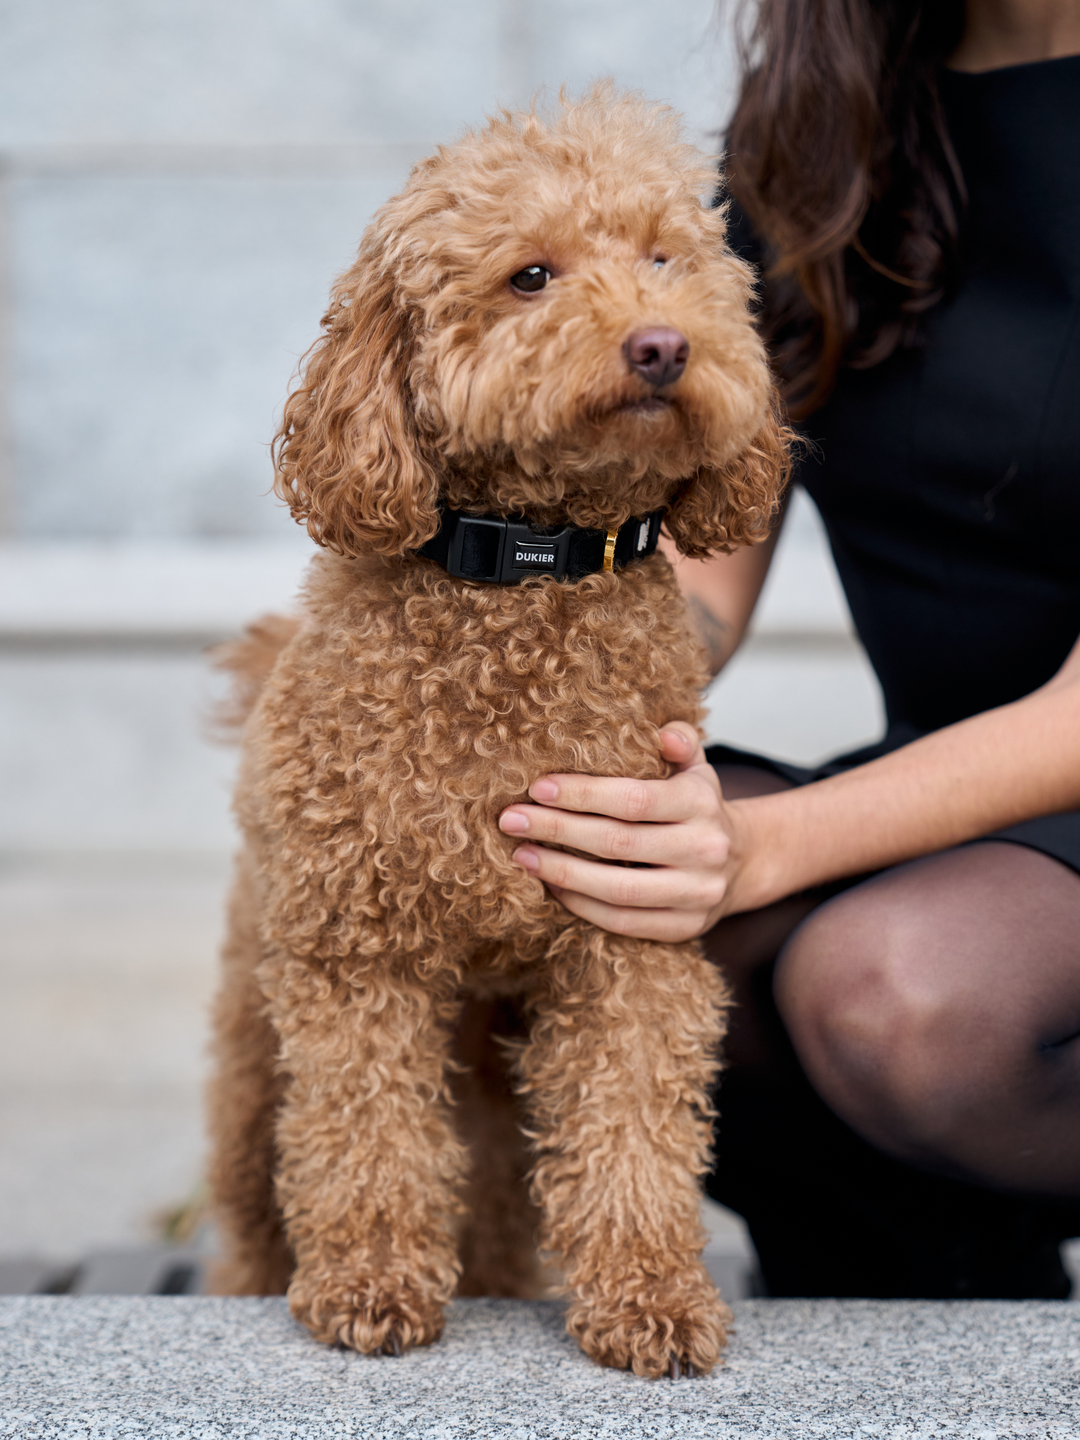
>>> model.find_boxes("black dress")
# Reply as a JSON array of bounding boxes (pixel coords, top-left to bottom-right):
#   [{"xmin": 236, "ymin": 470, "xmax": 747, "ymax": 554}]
[
  {"xmin": 710, "ymin": 54, "xmax": 1080, "ymax": 874},
  {"xmin": 704, "ymin": 56, "xmax": 1080, "ymax": 1298}
]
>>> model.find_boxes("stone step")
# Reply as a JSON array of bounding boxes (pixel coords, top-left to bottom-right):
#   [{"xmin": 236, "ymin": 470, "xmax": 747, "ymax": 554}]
[
  {"xmin": 0, "ymin": 1247, "xmax": 205, "ymax": 1297},
  {"xmin": 2, "ymin": 1295, "xmax": 1078, "ymax": 1437},
  {"xmin": 0, "ymin": 1258, "xmax": 75, "ymax": 1296}
]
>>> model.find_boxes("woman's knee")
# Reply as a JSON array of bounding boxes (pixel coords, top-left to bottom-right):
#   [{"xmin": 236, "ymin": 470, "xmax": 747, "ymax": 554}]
[
  {"xmin": 771, "ymin": 868, "xmax": 1000, "ymax": 1148},
  {"xmin": 771, "ymin": 843, "xmax": 1080, "ymax": 1189},
  {"xmin": 777, "ymin": 843, "xmax": 1080, "ymax": 1086}
]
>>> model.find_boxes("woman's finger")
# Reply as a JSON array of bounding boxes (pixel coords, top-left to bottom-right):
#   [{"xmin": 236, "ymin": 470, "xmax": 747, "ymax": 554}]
[
  {"xmin": 511, "ymin": 841, "xmax": 728, "ymax": 913},
  {"xmin": 657, "ymin": 721, "xmax": 707, "ymax": 770},
  {"xmin": 525, "ymin": 763, "xmax": 719, "ymax": 826},
  {"xmin": 544, "ymin": 885, "xmax": 712, "ymax": 944},
  {"xmin": 499, "ymin": 804, "xmax": 725, "ymax": 867}
]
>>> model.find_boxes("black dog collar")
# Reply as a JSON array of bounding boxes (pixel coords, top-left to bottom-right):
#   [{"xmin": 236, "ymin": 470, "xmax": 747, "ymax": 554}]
[{"xmin": 418, "ymin": 507, "xmax": 665, "ymax": 585}]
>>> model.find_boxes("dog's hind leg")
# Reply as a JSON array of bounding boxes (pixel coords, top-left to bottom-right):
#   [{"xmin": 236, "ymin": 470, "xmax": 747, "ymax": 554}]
[
  {"xmin": 268, "ymin": 954, "xmax": 467, "ymax": 1356},
  {"xmin": 523, "ymin": 925, "xmax": 732, "ymax": 1379},
  {"xmin": 452, "ymin": 994, "xmax": 544, "ymax": 1298},
  {"xmin": 206, "ymin": 850, "xmax": 293, "ymax": 1295}
]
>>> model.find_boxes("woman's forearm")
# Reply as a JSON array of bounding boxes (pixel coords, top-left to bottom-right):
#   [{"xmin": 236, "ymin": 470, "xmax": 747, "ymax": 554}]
[
  {"xmin": 733, "ymin": 661, "xmax": 1080, "ymax": 912},
  {"xmin": 660, "ymin": 530, "xmax": 780, "ymax": 677}
]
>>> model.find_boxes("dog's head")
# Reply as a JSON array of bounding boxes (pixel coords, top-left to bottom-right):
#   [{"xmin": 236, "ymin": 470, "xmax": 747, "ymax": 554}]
[{"xmin": 274, "ymin": 87, "xmax": 790, "ymax": 561}]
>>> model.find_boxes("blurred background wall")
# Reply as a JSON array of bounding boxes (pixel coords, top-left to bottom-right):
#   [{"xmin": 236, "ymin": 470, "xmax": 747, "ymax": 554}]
[
  {"xmin": 0, "ymin": 0, "xmax": 883, "ymax": 1266},
  {"xmin": 0, "ymin": 0, "xmax": 884, "ymax": 852}
]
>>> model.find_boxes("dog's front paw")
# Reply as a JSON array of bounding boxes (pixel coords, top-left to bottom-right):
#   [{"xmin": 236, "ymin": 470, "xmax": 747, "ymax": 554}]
[
  {"xmin": 567, "ymin": 1264, "xmax": 731, "ymax": 1379},
  {"xmin": 289, "ymin": 1270, "xmax": 448, "ymax": 1355}
]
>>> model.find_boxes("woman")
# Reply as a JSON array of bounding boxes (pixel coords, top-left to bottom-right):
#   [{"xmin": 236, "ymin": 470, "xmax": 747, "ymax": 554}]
[{"xmin": 498, "ymin": 0, "xmax": 1080, "ymax": 1296}]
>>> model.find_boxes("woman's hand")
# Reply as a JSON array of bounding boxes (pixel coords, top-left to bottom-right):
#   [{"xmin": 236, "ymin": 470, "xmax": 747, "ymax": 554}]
[{"xmin": 498, "ymin": 722, "xmax": 745, "ymax": 941}]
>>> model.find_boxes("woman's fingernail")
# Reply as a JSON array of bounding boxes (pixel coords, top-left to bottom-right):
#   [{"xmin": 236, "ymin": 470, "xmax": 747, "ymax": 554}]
[
  {"xmin": 530, "ymin": 779, "xmax": 558, "ymax": 802},
  {"xmin": 500, "ymin": 810, "xmax": 529, "ymax": 834},
  {"xmin": 513, "ymin": 847, "xmax": 540, "ymax": 873}
]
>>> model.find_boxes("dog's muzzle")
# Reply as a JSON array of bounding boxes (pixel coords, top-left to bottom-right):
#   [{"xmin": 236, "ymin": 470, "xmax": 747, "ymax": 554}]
[{"xmin": 417, "ymin": 507, "xmax": 665, "ymax": 585}]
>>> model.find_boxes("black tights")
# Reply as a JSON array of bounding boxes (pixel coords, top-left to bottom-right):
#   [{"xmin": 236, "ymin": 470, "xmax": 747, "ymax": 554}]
[{"xmin": 703, "ymin": 765, "xmax": 1080, "ymax": 1298}]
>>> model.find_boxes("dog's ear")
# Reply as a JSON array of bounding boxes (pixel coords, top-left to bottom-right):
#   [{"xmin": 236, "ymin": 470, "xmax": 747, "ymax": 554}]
[
  {"xmin": 273, "ymin": 245, "xmax": 440, "ymax": 557},
  {"xmin": 663, "ymin": 403, "xmax": 793, "ymax": 559}
]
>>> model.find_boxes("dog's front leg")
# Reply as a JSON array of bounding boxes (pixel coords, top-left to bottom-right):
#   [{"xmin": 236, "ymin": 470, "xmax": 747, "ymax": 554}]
[
  {"xmin": 523, "ymin": 925, "xmax": 732, "ymax": 1378},
  {"xmin": 265, "ymin": 950, "xmax": 466, "ymax": 1355}
]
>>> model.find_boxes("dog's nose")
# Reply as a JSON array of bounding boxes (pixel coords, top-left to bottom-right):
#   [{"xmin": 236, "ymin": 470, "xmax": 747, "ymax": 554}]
[{"xmin": 623, "ymin": 327, "xmax": 689, "ymax": 388}]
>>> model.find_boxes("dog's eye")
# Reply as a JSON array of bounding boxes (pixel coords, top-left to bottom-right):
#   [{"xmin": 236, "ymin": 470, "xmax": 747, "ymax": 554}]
[
  {"xmin": 510, "ymin": 265, "xmax": 551, "ymax": 294},
  {"xmin": 653, "ymin": 256, "xmax": 668, "ymax": 269}
]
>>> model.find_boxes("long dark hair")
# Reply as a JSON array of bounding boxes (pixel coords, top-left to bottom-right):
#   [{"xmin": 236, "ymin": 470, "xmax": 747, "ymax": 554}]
[{"xmin": 725, "ymin": 0, "xmax": 967, "ymax": 418}]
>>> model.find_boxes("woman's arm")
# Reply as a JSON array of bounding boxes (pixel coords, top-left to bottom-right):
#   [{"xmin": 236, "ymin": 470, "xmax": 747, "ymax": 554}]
[
  {"xmin": 499, "ymin": 631, "xmax": 1080, "ymax": 941},
  {"xmin": 737, "ymin": 633, "xmax": 1080, "ymax": 909},
  {"xmin": 659, "ymin": 527, "xmax": 780, "ymax": 678}
]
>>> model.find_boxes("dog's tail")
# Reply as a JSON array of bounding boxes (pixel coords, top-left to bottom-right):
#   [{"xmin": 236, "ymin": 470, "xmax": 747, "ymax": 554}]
[{"xmin": 209, "ymin": 613, "xmax": 300, "ymax": 740}]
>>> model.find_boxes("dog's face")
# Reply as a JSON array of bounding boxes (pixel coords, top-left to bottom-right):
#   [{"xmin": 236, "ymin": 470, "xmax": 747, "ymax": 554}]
[{"xmin": 275, "ymin": 90, "xmax": 789, "ymax": 559}]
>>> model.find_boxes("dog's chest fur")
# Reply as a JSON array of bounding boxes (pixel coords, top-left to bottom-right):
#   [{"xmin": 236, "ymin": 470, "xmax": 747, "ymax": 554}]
[{"xmin": 241, "ymin": 550, "xmax": 707, "ymax": 971}]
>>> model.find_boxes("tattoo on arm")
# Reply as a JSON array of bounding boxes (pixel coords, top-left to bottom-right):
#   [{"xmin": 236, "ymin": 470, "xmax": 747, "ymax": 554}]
[{"xmin": 687, "ymin": 596, "xmax": 731, "ymax": 677}]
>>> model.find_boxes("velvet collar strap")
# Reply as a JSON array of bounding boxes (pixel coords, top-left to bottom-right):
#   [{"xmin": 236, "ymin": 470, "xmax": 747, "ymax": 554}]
[{"xmin": 418, "ymin": 506, "xmax": 664, "ymax": 585}]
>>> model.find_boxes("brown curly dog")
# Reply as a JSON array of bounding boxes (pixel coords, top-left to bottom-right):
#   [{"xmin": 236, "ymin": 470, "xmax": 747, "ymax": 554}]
[{"xmin": 206, "ymin": 87, "xmax": 789, "ymax": 1379}]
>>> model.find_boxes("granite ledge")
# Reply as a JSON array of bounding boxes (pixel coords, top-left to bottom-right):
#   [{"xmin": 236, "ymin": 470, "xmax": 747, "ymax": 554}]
[{"xmin": 2, "ymin": 1295, "xmax": 1078, "ymax": 1439}]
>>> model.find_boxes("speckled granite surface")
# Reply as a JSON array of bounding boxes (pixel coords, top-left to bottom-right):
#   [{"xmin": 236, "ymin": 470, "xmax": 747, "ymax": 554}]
[{"xmin": 2, "ymin": 1296, "xmax": 1078, "ymax": 1438}]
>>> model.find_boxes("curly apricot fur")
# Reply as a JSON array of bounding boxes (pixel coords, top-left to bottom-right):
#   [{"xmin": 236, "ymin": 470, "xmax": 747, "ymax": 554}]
[{"xmin": 208, "ymin": 87, "xmax": 789, "ymax": 1377}]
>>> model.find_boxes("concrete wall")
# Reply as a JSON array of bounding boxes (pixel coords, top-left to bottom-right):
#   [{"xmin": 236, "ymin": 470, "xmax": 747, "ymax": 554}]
[
  {"xmin": 0, "ymin": 0, "xmax": 730, "ymax": 540},
  {"xmin": 0, "ymin": 0, "xmax": 883, "ymax": 851}
]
